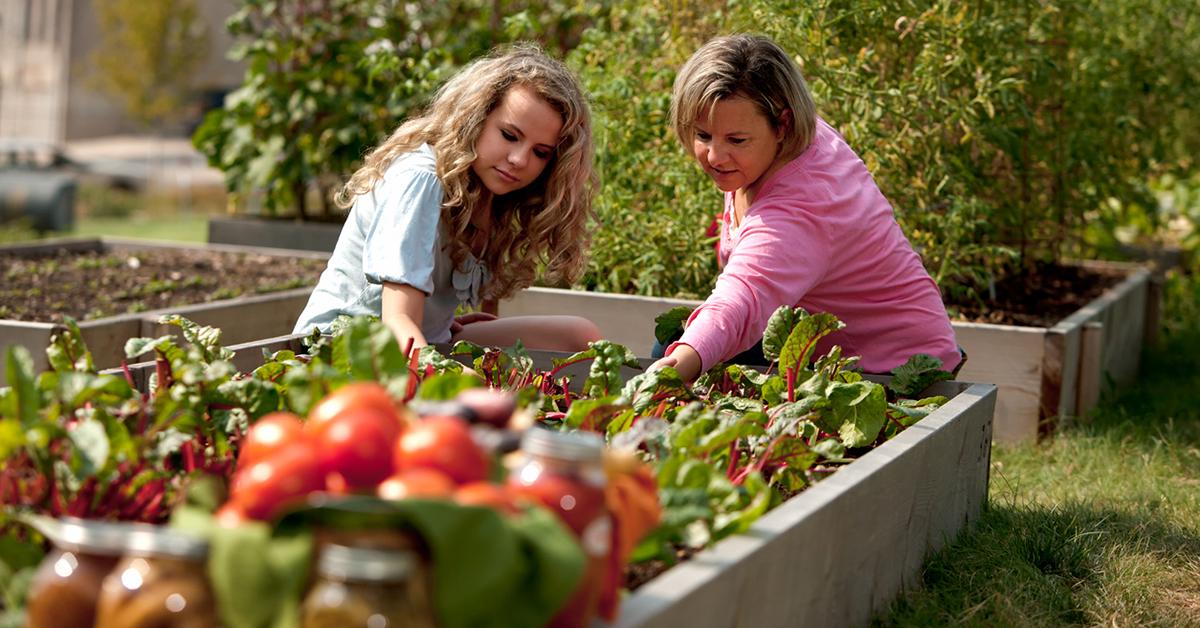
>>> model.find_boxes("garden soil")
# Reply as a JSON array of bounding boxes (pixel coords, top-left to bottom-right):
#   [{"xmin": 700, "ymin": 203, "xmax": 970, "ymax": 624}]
[
  {"xmin": 0, "ymin": 247, "xmax": 326, "ymax": 322},
  {"xmin": 943, "ymin": 262, "xmax": 1127, "ymax": 328},
  {"xmin": 1, "ymin": 247, "xmax": 1128, "ymax": 328}
]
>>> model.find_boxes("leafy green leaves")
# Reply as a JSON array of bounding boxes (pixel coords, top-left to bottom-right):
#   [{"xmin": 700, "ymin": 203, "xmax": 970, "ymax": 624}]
[{"xmin": 889, "ymin": 354, "xmax": 955, "ymax": 397}]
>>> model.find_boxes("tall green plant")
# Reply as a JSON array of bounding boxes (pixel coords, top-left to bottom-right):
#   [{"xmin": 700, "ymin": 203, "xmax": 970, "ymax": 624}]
[
  {"xmin": 91, "ymin": 0, "xmax": 210, "ymax": 129},
  {"xmin": 573, "ymin": 0, "xmax": 1200, "ymax": 303},
  {"xmin": 194, "ymin": 0, "xmax": 604, "ymax": 220}
]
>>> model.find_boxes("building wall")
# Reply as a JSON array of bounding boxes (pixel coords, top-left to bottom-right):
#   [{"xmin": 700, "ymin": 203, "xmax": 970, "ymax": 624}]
[
  {"xmin": 0, "ymin": 0, "xmax": 244, "ymax": 143},
  {"xmin": 0, "ymin": 0, "xmax": 71, "ymax": 143}
]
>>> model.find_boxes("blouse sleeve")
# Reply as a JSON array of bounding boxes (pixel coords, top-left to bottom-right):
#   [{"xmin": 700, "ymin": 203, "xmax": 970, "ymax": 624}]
[
  {"xmin": 360, "ymin": 168, "xmax": 445, "ymax": 295},
  {"xmin": 673, "ymin": 202, "xmax": 834, "ymax": 371}
]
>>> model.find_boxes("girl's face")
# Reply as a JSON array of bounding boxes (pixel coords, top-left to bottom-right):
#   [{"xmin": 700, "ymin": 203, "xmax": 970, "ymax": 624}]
[
  {"xmin": 472, "ymin": 85, "xmax": 563, "ymax": 197},
  {"xmin": 691, "ymin": 96, "xmax": 785, "ymax": 193}
]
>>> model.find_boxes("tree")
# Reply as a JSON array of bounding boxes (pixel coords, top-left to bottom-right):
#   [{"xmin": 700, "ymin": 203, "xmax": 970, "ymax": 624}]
[{"xmin": 90, "ymin": 0, "xmax": 211, "ymax": 129}]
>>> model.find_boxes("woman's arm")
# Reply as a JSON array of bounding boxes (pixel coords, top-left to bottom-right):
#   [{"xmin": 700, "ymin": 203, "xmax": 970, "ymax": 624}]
[{"xmin": 381, "ymin": 281, "xmax": 428, "ymax": 350}]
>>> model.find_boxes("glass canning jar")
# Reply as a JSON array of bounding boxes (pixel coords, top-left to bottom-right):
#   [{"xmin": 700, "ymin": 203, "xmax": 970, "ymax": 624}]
[
  {"xmin": 25, "ymin": 516, "xmax": 130, "ymax": 628},
  {"xmin": 506, "ymin": 428, "xmax": 611, "ymax": 628},
  {"xmin": 93, "ymin": 525, "xmax": 218, "ymax": 628},
  {"xmin": 301, "ymin": 543, "xmax": 437, "ymax": 628}
]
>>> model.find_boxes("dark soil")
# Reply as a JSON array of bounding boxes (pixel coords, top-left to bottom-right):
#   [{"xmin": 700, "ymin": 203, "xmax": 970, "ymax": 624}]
[
  {"xmin": 0, "ymin": 248, "xmax": 326, "ymax": 322},
  {"xmin": 943, "ymin": 261, "xmax": 1128, "ymax": 327}
]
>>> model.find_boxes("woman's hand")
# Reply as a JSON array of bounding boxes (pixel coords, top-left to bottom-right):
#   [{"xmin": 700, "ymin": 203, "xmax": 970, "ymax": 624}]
[
  {"xmin": 450, "ymin": 311, "xmax": 499, "ymax": 335},
  {"xmin": 649, "ymin": 344, "xmax": 703, "ymax": 382}
]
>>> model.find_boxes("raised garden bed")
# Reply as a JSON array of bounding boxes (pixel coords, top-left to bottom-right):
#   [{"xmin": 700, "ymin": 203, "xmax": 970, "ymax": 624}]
[
  {"xmin": 207, "ymin": 216, "xmax": 343, "ymax": 253},
  {"xmin": 104, "ymin": 332, "xmax": 996, "ymax": 626},
  {"xmin": 0, "ymin": 237, "xmax": 327, "ymax": 381},
  {"xmin": 612, "ymin": 378, "xmax": 995, "ymax": 627},
  {"xmin": 498, "ymin": 259, "xmax": 1154, "ymax": 444}
]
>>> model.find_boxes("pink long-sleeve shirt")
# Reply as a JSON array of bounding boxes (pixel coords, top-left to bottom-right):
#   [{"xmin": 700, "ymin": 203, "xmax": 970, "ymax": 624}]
[{"xmin": 673, "ymin": 117, "xmax": 961, "ymax": 374}]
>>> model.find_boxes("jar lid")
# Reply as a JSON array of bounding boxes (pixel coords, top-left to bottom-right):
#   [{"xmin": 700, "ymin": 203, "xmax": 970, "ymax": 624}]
[
  {"xmin": 123, "ymin": 525, "xmax": 210, "ymax": 560},
  {"xmin": 32, "ymin": 516, "xmax": 133, "ymax": 556},
  {"xmin": 519, "ymin": 427, "xmax": 604, "ymax": 463},
  {"xmin": 317, "ymin": 544, "xmax": 416, "ymax": 583}
]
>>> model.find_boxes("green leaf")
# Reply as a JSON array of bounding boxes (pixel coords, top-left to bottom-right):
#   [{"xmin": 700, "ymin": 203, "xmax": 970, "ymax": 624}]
[
  {"xmin": 55, "ymin": 372, "xmax": 133, "ymax": 409},
  {"xmin": 779, "ymin": 311, "xmax": 846, "ymax": 373},
  {"xmin": 582, "ymin": 341, "xmax": 640, "ymax": 398},
  {"xmin": 888, "ymin": 353, "xmax": 955, "ymax": 397},
  {"xmin": 336, "ymin": 316, "xmax": 407, "ymax": 382},
  {"xmin": 269, "ymin": 496, "xmax": 585, "ymax": 628},
  {"xmin": 45, "ymin": 318, "xmax": 95, "ymax": 373},
  {"xmin": 0, "ymin": 420, "xmax": 23, "ymax": 460},
  {"xmin": 124, "ymin": 335, "xmax": 176, "ymax": 360},
  {"xmin": 761, "ymin": 306, "xmax": 800, "ymax": 361},
  {"xmin": 653, "ymin": 306, "xmax": 694, "ymax": 345},
  {"xmin": 617, "ymin": 368, "xmax": 690, "ymax": 414},
  {"xmin": 158, "ymin": 315, "xmax": 236, "ymax": 364},
  {"xmin": 416, "ymin": 373, "xmax": 480, "ymax": 401},
  {"xmin": 67, "ymin": 419, "xmax": 110, "ymax": 476},
  {"xmin": 561, "ymin": 396, "xmax": 623, "ymax": 430},
  {"xmin": 417, "ymin": 345, "xmax": 464, "ymax": 375},
  {"xmin": 4, "ymin": 346, "xmax": 39, "ymax": 425},
  {"xmin": 822, "ymin": 381, "xmax": 888, "ymax": 448},
  {"xmin": 217, "ymin": 378, "xmax": 281, "ymax": 419}
]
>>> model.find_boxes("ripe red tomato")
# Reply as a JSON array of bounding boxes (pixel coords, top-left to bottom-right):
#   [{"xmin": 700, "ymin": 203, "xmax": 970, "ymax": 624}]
[
  {"xmin": 394, "ymin": 416, "xmax": 490, "ymax": 485},
  {"xmin": 314, "ymin": 408, "xmax": 402, "ymax": 490},
  {"xmin": 307, "ymin": 382, "xmax": 400, "ymax": 436},
  {"xmin": 230, "ymin": 441, "xmax": 324, "ymax": 521},
  {"xmin": 377, "ymin": 468, "xmax": 457, "ymax": 501},
  {"xmin": 237, "ymin": 412, "xmax": 305, "ymax": 469},
  {"xmin": 453, "ymin": 482, "xmax": 522, "ymax": 515}
]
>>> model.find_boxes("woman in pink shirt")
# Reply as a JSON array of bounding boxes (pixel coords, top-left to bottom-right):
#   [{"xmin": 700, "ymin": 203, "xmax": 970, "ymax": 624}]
[{"xmin": 651, "ymin": 34, "xmax": 961, "ymax": 381}]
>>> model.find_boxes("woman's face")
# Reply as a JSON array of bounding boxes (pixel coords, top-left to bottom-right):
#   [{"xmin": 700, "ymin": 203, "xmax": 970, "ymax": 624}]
[
  {"xmin": 472, "ymin": 85, "xmax": 563, "ymax": 197},
  {"xmin": 691, "ymin": 96, "xmax": 784, "ymax": 193}
]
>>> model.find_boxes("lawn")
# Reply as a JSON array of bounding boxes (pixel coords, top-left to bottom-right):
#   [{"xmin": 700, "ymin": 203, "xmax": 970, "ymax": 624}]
[
  {"xmin": 879, "ymin": 272, "xmax": 1200, "ymax": 626},
  {"xmin": 68, "ymin": 212, "xmax": 210, "ymax": 243}
]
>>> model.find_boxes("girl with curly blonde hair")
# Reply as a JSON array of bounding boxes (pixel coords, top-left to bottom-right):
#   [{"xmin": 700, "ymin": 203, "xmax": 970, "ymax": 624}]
[{"xmin": 295, "ymin": 43, "xmax": 601, "ymax": 352}]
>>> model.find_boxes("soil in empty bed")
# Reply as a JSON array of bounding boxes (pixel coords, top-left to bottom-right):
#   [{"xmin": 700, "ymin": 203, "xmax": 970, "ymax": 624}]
[{"xmin": 0, "ymin": 247, "xmax": 326, "ymax": 322}]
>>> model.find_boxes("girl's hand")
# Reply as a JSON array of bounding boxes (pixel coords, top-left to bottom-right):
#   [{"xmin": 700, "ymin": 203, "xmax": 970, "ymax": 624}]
[
  {"xmin": 450, "ymin": 311, "xmax": 499, "ymax": 335},
  {"xmin": 649, "ymin": 344, "xmax": 702, "ymax": 382}
]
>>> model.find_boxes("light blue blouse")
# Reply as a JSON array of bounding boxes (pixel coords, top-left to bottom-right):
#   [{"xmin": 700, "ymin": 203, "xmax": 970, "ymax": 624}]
[{"xmin": 293, "ymin": 144, "xmax": 489, "ymax": 343}]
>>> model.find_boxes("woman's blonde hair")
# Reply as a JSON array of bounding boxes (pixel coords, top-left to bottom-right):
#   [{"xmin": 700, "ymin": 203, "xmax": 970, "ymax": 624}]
[
  {"xmin": 671, "ymin": 34, "xmax": 817, "ymax": 159},
  {"xmin": 339, "ymin": 42, "xmax": 596, "ymax": 299}
]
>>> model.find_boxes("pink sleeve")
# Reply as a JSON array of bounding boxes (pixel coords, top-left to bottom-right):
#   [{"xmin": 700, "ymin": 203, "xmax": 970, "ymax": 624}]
[{"xmin": 672, "ymin": 203, "xmax": 833, "ymax": 371}]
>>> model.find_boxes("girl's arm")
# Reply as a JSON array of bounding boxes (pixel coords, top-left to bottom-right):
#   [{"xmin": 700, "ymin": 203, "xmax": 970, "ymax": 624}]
[{"xmin": 381, "ymin": 281, "xmax": 428, "ymax": 349}]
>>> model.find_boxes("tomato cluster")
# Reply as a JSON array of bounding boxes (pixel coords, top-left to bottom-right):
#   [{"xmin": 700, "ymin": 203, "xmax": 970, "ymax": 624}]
[{"xmin": 220, "ymin": 383, "xmax": 524, "ymax": 522}]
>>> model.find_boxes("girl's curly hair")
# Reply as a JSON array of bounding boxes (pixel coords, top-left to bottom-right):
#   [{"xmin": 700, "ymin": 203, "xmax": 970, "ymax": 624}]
[{"xmin": 338, "ymin": 42, "xmax": 596, "ymax": 300}]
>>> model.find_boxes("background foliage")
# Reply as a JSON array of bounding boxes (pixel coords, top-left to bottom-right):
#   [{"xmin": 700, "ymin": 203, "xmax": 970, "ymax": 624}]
[
  {"xmin": 91, "ymin": 0, "xmax": 211, "ymax": 129},
  {"xmin": 196, "ymin": 0, "xmax": 1200, "ymax": 300},
  {"xmin": 193, "ymin": 0, "xmax": 603, "ymax": 220}
]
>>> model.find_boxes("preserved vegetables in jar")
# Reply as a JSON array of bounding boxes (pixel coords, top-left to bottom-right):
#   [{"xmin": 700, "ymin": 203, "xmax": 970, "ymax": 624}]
[
  {"xmin": 93, "ymin": 526, "xmax": 218, "ymax": 628},
  {"xmin": 506, "ymin": 428, "xmax": 610, "ymax": 628},
  {"xmin": 25, "ymin": 517, "xmax": 129, "ymax": 628},
  {"xmin": 301, "ymin": 543, "xmax": 436, "ymax": 628}
]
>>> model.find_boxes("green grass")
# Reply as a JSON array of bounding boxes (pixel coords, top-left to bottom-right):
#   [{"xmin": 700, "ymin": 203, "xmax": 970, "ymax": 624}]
[
  {"xmin": 68, "ymin": 212, "xmax": 211, "ymax": 243},
  {"xmin": 879, "ymin": 273, "xmax": 1200, "ymax": 627}
]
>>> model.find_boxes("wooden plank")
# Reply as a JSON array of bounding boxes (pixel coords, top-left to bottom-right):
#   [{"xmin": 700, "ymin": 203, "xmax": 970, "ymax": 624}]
[
  {"xmin": 1144, "ymin": 274, "xmax": 1163, "ymax": 347},
  {"xmin": 613, "ymin": 382, "xmax": 996, "ymax": 628},
  {"xmin": 951, "ymin": 322, "xmax": 1045, "ymax": 444},
  {"xmin": 0, "ymin": 320, "xmax": 57, "ymax": 380},
  {"xmin": 1039, "ymin": 324, "xmax": 1081, "ymax": 431},
  {"xmin": 0, "ymin": 237, "xmax": 102, "ymax": 256},
  {"xmin": 137, "ymin": 288, "xmax": 315, "ymax": 347},
  {"xmin": 1076, "ymin": 322, "xmax": 1104, "ymax": 417},
  {"xmin": 498, "ymin": 287, "xmax": 702, "ymax": 357},
  {"xmin": 79, "ymin": 319, "xmax": 144, "ymax": 371},
  {"xmin": 101, "ymin": 236, "xmax": 333, "ymax": 261}
]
